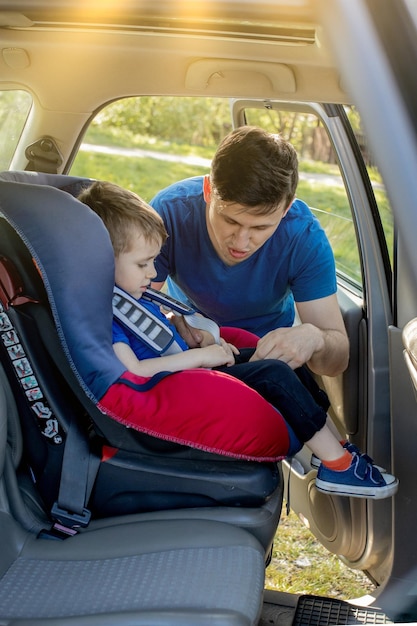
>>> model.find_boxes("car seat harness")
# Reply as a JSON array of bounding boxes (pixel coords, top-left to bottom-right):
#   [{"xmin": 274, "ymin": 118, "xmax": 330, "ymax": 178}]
[{"xmin": 113, "ymin": 285, "xmax": 221, "ymax": 353}]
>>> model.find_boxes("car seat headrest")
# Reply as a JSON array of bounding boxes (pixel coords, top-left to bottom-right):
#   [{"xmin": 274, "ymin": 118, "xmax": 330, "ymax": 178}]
[
  {"xmin": 0, "ymin": 170, "xmax": 94, "ymax": 199},
  {"xmin": 0, "ymin": 180, "xmax": 125, "ymax": 401}
]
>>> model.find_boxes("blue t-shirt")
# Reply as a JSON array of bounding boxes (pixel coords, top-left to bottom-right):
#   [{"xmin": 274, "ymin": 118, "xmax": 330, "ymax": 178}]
[
  {"xmin": 150, "ymin": 176, "xmax": 336, "ymax": 337},
  {"xmin": 112, "ymin": 298, "xmax": 188, "ymax": 359}
]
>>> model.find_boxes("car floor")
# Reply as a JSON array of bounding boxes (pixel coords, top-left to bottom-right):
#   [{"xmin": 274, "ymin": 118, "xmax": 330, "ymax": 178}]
[
  {"xmin": 259, "ymin": 590, "xmax": 298, "ymax": 625},
  {"xmin": 259, "ymin": 590, "xmax": 394, "ymax": 625}
]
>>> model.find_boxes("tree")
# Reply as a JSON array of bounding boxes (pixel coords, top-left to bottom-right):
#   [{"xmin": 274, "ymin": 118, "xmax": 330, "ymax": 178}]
[{"xmin": 94, "ymin": 96, "xmax": 232, "ymax": 147}]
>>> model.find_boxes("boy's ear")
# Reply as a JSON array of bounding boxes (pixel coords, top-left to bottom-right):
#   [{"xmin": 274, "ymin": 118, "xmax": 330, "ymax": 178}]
[{"xmin": 203, "ymin": 175, "xmax": 211, "ymax": 203}]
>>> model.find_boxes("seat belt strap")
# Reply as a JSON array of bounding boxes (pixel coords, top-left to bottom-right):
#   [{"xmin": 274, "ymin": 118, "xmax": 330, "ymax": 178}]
[
  {"xmin": 113, "ymin": 286, "xmax": 220, "ymax": 355},
  {"xmin": 50, "ymin": 416, "xmax": 100, "ymax": 532},
  {"xmin": 0, "ymin": 256, "xmax": 97, "ymax": 536}
]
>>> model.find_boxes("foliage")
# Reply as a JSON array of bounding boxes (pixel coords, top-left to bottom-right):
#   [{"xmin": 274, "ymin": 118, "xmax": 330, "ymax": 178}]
[
  {"xmin": 74, "ymin": 95, "xmax": 393, "ymax": 286},
  {"xmin": 265, "ymin": 505, "xmax": 374, "ymax": 599},
  {"xmin": 87, "ymin": 96, "xmax": 378, "ymax": 178},
  {"xmin": 89, "ymin": 95, "xmax": 346, "ymax": 163},
  {"xmin": 93, "ymin": 96, "xmax": 233, "ymax": 147}
]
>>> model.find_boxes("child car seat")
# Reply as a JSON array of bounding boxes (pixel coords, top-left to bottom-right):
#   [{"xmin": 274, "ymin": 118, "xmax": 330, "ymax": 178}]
[{"xmin": 0, "ymin": 172, "xmax": 299, "ymax": 555}]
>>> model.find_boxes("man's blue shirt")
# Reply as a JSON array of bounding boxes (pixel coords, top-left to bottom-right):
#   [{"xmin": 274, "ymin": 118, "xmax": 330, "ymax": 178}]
[{"xmin": 150, "ymin": 176, "xmax": 336, "ymax": 337}]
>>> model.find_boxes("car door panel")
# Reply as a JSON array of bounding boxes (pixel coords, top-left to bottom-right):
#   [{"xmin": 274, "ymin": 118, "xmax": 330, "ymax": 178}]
[{"xmin": 403, "ymin": 317, "xmax": 417, "ymax": 395}]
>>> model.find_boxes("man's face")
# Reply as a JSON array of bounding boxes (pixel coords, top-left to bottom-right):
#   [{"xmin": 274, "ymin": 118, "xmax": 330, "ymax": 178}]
[{"xmin": 206, "ymin": 193, "xmax": 288, "ymax": 266}]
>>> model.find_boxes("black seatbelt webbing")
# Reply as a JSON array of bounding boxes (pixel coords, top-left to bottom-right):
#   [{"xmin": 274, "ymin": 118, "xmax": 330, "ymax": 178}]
[
  {"xmin": 30, "ymin": 306, "xmax": 101, "ymax": 532},
  {"xmin": 51, "ymin": 417, "xmax": 100, "ymax": 530},
  {"xmin": 2, "ymin": 301, "xmax": 99, "ymax": 535}
]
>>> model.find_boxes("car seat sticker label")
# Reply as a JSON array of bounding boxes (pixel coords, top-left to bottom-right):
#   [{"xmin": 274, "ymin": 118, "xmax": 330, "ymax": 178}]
[
  {"xmin": 0, "ymin": 312, "xmax": 12, "ymax": 331},
  {"xmin": 7, "ymin": 343, "xmax": 26, "ymax": 360},
  {"xmin": 12, "ymin": 356, "xmax": 32, "ymax": 377},
  {"xmin": 1, "ymin": 329, "xmax": 19, "ymax": 345},
  {"xmin": 0, "ymin": 303, "xmax": 63, "ymax": 445}
]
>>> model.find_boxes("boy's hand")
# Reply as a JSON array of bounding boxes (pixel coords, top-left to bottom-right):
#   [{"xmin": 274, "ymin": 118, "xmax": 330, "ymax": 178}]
[
  {"xmin": 169, "ymin": 315, "xmax": 239, "ymax": 364},
  {"xmin": 219, "ymin": 338, "xmax": 239, "ymax": 363},
  {"xmin": 198, "ymin": 341, "xmax": 237, "ymax": 368}
]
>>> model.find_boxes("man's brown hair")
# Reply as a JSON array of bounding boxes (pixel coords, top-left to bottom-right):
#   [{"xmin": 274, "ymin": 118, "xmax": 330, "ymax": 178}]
[{"xmin": 211, "ymin": 126, "xmax": 299, "ymax": 215}]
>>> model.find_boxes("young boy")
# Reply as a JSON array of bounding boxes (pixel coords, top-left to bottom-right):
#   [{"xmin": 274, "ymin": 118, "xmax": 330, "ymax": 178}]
[{"xmin": 78, "ymin": 181, "xmax": 398, "ymax": 500}]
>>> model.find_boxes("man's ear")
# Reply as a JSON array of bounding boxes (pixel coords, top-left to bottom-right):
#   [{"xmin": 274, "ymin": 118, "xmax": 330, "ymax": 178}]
[
  {"xmin": 203, "ymin": 175, "xmax": 211, "ymax": 203},
  {"xmin": 283, "ymin": 196, "xmax": 295, "ymax": 217}
]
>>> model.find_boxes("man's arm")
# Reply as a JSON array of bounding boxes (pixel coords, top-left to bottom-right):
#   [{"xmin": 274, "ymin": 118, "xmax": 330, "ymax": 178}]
[{"xmin": 250, "ymin": 294, "xmax": 349, "ymax": 377}]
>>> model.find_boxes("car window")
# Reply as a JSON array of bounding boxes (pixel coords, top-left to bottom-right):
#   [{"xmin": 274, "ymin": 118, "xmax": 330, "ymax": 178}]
[
  {"xmin": 0, "ymin": 90, "xmax": 32, "ymax": 171},
  {"xmin": 244, "ymin": 106, "xmax": 363, "ymax": 287},
  {"xmin": 71, "ymin": 97, "xmax": 392, "ymax": 292},
  {"xmin": 343, "ymin": 106, "xmax": 394, "ymax": 276},
  {"xmin": 71, "ymin": 96, "xmax": 220, "ymax": 199}
]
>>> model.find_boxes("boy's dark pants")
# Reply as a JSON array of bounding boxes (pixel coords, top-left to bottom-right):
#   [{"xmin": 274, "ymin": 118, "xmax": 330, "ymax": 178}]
[{"xmin": 217, "ymin": 348, "xmax": 329, "ymax": 443}]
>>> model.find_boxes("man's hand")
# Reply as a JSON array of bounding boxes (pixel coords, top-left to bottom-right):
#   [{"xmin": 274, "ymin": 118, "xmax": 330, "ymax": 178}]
[
  {"xmin": 169, "ymin": 314, "xmax": 204, "ymax": 347},
  {"xmin": 249, "ymin": 324, "xmax": 323, "ymax": 370},
  {"xmin": 250, "ymin": 294, "xmax": 350, "ymax": 376}
]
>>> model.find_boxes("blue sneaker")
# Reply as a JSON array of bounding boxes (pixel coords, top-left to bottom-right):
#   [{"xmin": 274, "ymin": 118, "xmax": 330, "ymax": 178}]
[
  {"xmin": 311, "ymin": 442, "xmax": 386, "ymax": 472},
  {"xmin": 315, "ymin": 453, "xmax": 398, "ymax": 499}
]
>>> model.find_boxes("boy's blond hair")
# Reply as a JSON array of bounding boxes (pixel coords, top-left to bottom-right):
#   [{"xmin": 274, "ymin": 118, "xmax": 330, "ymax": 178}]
[{"xmin": 78, "ymin": 180, "xmax": 168, "ymax": 256}]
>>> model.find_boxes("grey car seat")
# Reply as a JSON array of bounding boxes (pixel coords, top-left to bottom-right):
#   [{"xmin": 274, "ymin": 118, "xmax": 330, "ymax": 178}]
[{"xmin": 0, "ymin": 359, "xmax": 267, "ymax": 625}]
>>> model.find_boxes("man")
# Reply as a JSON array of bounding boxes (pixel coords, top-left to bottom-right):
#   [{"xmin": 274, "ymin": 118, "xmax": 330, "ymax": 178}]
[{"xmin": 150, "ymin": 126, "xmax": 349, "ymax": 377}]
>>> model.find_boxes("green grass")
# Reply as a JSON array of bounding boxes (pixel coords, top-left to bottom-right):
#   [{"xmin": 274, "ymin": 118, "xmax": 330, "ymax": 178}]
[
  {"xmin": 71, "ymin": 142, "xmax": 379, "ymax": 601},
  {"xmin": 82, "ymin": 124, "xmax": 216, "ymax": 160},
  {"xmin": 266, "ymin": 504, "xmax": 374, "ymax": 600},
  {"xmin": 71, "ymin": 150, "xmax": 207, "ymax": 203}
]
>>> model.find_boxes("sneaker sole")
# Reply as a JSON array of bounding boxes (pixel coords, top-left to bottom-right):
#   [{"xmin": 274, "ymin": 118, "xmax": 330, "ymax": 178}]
[
  {"xmin": 310, "ymin": 456, "xmax": 321, "ymax": 469},
  {"xmin": 315, "ymin": 477, "xmax": 399, "ymax": 499}
]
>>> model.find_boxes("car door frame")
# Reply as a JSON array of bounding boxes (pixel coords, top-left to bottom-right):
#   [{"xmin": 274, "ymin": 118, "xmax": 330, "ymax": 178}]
[{"xmin": 231, "ymin": 97, "xmax": 396, "ymax": 587}]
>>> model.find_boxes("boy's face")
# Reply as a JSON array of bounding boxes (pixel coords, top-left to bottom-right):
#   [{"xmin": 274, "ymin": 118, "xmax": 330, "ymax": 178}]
[{"xmin": 115, "ymin": 232, "xmax": 161, "ymax": 299}]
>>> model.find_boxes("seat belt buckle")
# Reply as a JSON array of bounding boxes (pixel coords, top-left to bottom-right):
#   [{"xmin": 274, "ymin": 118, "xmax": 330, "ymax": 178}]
[{"xmin": 51, "ymin": 502, "xmax": 92, "ymax": 529}]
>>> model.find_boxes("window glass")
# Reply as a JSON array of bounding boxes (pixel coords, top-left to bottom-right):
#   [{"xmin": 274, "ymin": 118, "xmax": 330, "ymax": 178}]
[
  {"xmin": 344, "ymin": 106, "xmax": 393, "ymax": 273},
  {"xmin": 71, "ymin": 96, "xmax": 228, "ymax": 200},
  {"xmin": 244, "ymin": 107, "xmax": 362, "ymax": 286},
  {"xmin": 72, "ymin": 97, "xmax": 392, "ymax": 290},
  {"xmin": 372, "ymin": 180, "xmax": 393, "ymax": 270},
  {"xmin": 0, "ymin": 90, "xmax": 32, "ymax": 170}
]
